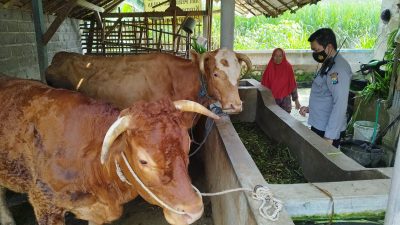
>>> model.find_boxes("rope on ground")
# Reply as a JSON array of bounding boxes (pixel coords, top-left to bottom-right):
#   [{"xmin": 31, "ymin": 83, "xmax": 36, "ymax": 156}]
[{"xmin": 195, "ymin": 185, "xmax": 283, "ymax": 221}]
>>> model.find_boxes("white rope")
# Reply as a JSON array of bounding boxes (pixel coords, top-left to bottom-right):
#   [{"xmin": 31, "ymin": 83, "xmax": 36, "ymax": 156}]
[
  {"xmin": 119, "ymin": 152, "xmax": 283, "ymax": 221},
  {"xmin": 251, "ymin": 185, "xmax": 283, "ymax": 221},
  {"xmin": 115, "ymin": 159, "xmax": 133, "ymax": 186},
  {"xmin": 120, "ymin": 152, "xmax": 190, "ymax": 215},
  {"xmin": 198, "ymin": 187, "xmax": 252, "ymax": 196},
  {"xmin": 197, "ymin": 185, "xmax": 283, "ymax": 221}
]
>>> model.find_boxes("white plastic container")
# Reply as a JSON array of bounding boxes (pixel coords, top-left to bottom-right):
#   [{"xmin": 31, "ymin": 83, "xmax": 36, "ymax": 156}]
[{"xmin": 353, "ymin": 121, "xmax": 380, "ymax": 142}]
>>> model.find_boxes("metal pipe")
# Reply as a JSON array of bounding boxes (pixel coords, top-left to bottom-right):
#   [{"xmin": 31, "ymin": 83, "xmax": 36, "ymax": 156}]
[{"xmin": 220, "ymin": 0, "xmax": 234, "ymax": 49}]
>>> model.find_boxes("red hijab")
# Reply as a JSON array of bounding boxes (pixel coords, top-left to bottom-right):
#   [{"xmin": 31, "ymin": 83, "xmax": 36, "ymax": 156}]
[{"xmin": 261, "ymin": 48, "xmax": 297, "ymax": 99}]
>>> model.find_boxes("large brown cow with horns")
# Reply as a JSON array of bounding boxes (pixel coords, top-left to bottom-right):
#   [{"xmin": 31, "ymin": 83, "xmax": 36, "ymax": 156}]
[
  {"xmin": 0, "ymin": 76, "xmax": 219, "ymax": 225},
  {"xmin": 45, "ymin": 49, "xmax": 252, "ymax": 128}
]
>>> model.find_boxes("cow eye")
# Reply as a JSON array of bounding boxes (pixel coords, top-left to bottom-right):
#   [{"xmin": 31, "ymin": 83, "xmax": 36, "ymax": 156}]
[
  {"xmin": 139, "ymin": 160, "xmax": 148, "ymax": 165},
  {"xmin": 213, "ymin": 73, "xmax": 218, "ymax": 77}
]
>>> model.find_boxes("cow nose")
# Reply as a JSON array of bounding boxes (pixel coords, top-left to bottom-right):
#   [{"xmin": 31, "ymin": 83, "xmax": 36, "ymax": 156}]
[
  {"xmin": 183, "ymin": 206, "xmax": 204, "ymax": 224},
  {"xmin": 231, "ymin": 101, "xmax": 243, "ymax": 112}
]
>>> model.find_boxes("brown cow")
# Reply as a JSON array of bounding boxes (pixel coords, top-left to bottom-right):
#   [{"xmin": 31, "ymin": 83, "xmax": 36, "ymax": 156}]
[
  {"xmin": 45, "ymin": 49, "xmax": 252, "ymax": 128},
  {"xmin": 0, "ymin": 76, "xmax": 219, "ymax": 225}
]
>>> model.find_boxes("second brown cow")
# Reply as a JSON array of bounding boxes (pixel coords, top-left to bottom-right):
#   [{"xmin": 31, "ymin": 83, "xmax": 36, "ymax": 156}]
[{"xmin": 45, "ymin": 49, "xmax": 252, "ymax": 128}]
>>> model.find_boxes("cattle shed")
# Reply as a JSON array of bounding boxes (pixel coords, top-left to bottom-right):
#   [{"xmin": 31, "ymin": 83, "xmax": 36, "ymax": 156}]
[{"xmin": 0, "ymin": 0, "xmax": 319, "ymax": 81}]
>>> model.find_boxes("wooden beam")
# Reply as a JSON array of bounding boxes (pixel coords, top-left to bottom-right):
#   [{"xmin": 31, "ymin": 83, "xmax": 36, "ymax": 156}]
[
  {"xmin": 3, "ymin": 0, "xmax": 17, "ymax": 9},
  {"xmin": 102, "ymin": 11, "xmax": 208, "ymax": 18},
  {"xmin": 276, "ymin": 0, "xmax": 294, "ymax": 12},
  {"xmin": 74, "ymin": 0, "xmax": 109, "ymax": 18},
  {"xmin": 104, "ymin": 0, "xmax": 124, "ymax": 13},
  {"xmin": 31, "ymin": 0, "xmax": 48, "ymax": 83},
  {"xmin": 239, "ymin": 3, "xmax": 256, "ymax": 16},
  {"xmin": 76, "ymin": 0, "xmax": 105, "ymax": 13},
  {"xmin": 104, "ymin": 17, "xmax": 122, "ymax": 38},
  {"xmin": 260, "ymin": 0, "xmax": 281, "ymax": 14},
  {"xmin": 43, "ymin": 1, "xmax": 77, "ymax": 45},
  {"xmin": 234, "ymin": 4, "xmax": 246, "ymax": 15},
  {"xmin": 87, "ymin": 20, "xmax": 95, "ymax": 54},
  {"xmin": 93, "ymin": 11, "xmax": 103, "ymax": 29},
  {"xmin": 255, "ymin": 0, "xmax": 278, "ymax": 17},
  {"xmin": 245, "ymin": 1, "xmax": 264, "ymax": 15},
  {"xmin": 80, "ymin": 0, "xmax": 123, "ymax": 19},
  {"xmin": 44, "ymin": 0, "xmax": 65, "ymax": 14}
]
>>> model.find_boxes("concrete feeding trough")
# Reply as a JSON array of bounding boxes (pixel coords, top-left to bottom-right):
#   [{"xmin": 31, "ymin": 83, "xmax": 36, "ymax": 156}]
[{"xmin": 194, "ymin": 79, "xmax": 392, "ymax": 225}]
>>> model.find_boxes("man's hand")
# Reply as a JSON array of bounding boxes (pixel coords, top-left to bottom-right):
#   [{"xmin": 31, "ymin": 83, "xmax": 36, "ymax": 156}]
[
  {"xmin": 294, "ymin": 99, "xmax": 301, "ymax": 110},
  {"xmin": 299, "ymin": 106, "xmax": 309, "ymax": 117}
]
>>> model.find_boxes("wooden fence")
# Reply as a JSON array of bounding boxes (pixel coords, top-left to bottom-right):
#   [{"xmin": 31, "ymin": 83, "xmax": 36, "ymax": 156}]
[{"xmin": 80, "ymin": 6, "xmax": 212, "ymax": 58}]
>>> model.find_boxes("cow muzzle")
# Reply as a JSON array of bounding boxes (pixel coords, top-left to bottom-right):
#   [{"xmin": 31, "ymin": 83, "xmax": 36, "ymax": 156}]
[
  {"xmin": 222, "ymin": 101, "xmax": 243, "ymax": 114},
  {"xmin": 164, "ymin": 203, "xmax": 204, "ymax": 225}
]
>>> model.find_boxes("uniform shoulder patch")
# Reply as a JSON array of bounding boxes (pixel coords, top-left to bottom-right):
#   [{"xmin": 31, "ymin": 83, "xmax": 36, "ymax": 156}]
[{"xmin": 330, "ymin": 72, "xmax": 339, "ymax": 85}]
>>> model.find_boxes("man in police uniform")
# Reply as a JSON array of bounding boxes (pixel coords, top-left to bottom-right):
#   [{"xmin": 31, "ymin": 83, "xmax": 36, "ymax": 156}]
[{"xmin": 299, "ymin": 28, "xmax": 352, "ymax": 148}]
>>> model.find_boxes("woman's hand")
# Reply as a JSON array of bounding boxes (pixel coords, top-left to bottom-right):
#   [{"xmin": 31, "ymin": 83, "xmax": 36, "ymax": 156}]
[
  {"xmin": 299, "ymin": 106, "xmax": 309, "ymax": 117},
  {"xmin": 294, "ymin": 99, "xmax": 301, "ymax": 110}
]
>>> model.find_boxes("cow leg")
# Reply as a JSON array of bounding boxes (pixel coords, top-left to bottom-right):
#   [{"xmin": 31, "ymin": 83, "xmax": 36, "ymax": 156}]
[
  {"xmin": 0, "ymin": 187, "xmax": 16, "ymax": 225},
  {"xmin": 28, "ymin": 190, "xmax": 64, "ymax": 225}
]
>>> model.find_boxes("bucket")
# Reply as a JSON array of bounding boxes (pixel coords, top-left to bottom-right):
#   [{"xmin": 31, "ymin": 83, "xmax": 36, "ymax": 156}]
[
  {"xmin": 182, "ymin": 17, "xmax": 196, "ymax": 34},
  {"xmin": 353, "ymin": 121, "xmax": 380, "ymax": 142},
  {"xmin": 340, "ymin": 140, "xmax": 384, "ymax": 167}
]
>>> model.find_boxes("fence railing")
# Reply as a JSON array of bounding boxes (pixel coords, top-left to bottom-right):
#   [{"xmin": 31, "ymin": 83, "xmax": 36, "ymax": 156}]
[{"xmin": 80, "ymin": 11, "xmax": 210, "ymax": 58}]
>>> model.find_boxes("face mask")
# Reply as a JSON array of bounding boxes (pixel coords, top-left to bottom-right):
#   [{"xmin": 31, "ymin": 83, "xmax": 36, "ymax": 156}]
[{"xmin": 312, "ymin": 49, "xmax": 328, "ymax": 63}]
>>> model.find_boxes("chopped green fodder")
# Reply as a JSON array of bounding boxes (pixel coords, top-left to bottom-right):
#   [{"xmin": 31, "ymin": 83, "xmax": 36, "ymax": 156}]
[{"xmin": 233, "ymin": 122, "xmax": 307, "ymax": 184}]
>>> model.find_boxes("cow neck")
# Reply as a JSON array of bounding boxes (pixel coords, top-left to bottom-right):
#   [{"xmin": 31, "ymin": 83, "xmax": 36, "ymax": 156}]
[
  {"xmin": 198, "ymin": 72, "xmax": 209, "ymax": 99},
  {"xmin": 96, "ymin": 147, "xmax": 137, "ymax": 204},
  {"xmin": 93, "ymin": 114, "xmax": 137, "ymax": 203}
]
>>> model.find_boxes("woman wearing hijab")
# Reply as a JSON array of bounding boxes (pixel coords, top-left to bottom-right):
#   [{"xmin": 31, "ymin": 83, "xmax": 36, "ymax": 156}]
[{"xmin": 261, "ymin": 48, "xmax": 301, "ymax": 113}]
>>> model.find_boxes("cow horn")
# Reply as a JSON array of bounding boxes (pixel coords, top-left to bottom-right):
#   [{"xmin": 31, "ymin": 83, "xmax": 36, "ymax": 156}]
[
  {"xmin": 101, "ymin": 116, "xmax": 131, "ymax": 164},
  {"xmin": 236, "ymin": 53, "xmax": 253, "ymax": 76},
  {"xmin": 199, "ymin": 52, "xmax": 211, "ymax": 76},
  {"xmin": 173, "ymin": 100, "xmax": 220, "ymax": 120}
]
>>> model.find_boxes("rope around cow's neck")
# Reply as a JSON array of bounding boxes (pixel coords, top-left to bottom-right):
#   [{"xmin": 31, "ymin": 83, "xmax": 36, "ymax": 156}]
[
  {"xmin": 189, "ymin": 104, "xmax": 226, "ymax": 157},
  {"xmin": 117, "ymin": 152, "xmax": 283, "ymax": 221}
]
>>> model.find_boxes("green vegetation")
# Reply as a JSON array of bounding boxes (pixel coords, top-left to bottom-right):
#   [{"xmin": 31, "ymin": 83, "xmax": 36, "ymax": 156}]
[
  {"xmin": 233, "ymin": 122, "xmax": 306, "ymax": 184},
  {"xmin": 191, "ymin": 39, "xmax": 207, "ymax": 54},
  {"xmin": 242, "ymin": 70, "xmax": 314, "ymax": 87},
  {"xmin": 293, "ymin": 211, "xmax": 385, "ymax": 225},
  {"xmin": 212, "ymin": 0, "xmax": 381, "ymax": 50},
  {"xmin": 360, "ymin": 28, "xmax": 398, "ymax": 103}
]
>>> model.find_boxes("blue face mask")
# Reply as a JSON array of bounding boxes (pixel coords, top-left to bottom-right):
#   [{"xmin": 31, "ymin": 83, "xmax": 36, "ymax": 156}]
[{"xmin": 312, "ymin": 49, "xmax": 328, "ymax": 63}]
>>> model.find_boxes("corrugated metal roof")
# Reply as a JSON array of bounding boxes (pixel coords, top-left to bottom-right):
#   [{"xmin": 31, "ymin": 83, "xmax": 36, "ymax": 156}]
[
  {"xmin": 235, "ymin": 0, "xmax": 321, "ymax": 17},
  {"xmin": 0, "ymin": 0, "xmax": 124, "ymax": 19},
  {"xmin": 0, "ymin": 0, "xmax": 321, "ymax": 18}
]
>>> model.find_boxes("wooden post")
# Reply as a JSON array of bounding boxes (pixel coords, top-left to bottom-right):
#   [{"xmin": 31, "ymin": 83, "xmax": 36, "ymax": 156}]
[
  {"xmin": 87, "ymin": 20, "xmax": 95, "ymax": 54},
  {"xmin": 221, "ymin": 0, "xmax": 235, "ymax": 49},
  {"xmin": 31, "ymin": 0, "xmax": 48, "ymax": 83},
  {"xmin": 207, "ymin": 0, "xmax": 212, "ymax": 49},
  {"xmin": 42, "ymin": 1, "xmax": 77, "ymax": 45},
  {"xmin": 384, "ymin": 137, "xmax": 400, "ymax": 225}
]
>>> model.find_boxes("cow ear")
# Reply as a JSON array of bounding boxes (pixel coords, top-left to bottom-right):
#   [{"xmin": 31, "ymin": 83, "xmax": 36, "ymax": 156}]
[{"xmin": 190, "ymin": 50, "xmax": 199, "ymax": 63}]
